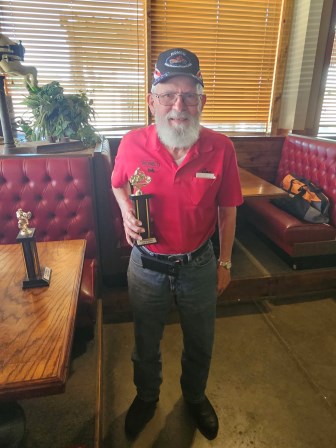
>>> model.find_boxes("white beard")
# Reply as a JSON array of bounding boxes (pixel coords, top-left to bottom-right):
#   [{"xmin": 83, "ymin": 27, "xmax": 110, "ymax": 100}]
[{"xmin": 155, "ymin": 110, "xmax": 201, "ymax": 149}]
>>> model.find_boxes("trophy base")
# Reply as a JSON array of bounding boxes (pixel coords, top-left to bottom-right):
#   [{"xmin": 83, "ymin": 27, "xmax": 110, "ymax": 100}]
[
  {"xmin": 22, "ymin": 267, "xmax": 52, "ymax": 289},
  {"xmin": 136, "ymin": 237, "xmax": 157, "ymax": 246}
]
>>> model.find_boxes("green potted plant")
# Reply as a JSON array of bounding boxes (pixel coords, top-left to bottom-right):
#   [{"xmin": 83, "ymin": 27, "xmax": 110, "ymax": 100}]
[{"xmin": 15, "ymin": 81, "xmax": 101, "ymax": 147}]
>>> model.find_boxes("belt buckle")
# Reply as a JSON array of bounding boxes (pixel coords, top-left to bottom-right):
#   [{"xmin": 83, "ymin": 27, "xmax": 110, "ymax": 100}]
[{"xmin": 167, "ymin": 255, "xmax": 181, "ymax": 264}]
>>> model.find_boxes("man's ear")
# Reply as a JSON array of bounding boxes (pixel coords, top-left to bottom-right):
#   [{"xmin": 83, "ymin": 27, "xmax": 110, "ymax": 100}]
[
  {"xmin": 147, "ymin": 93, "xmax": 155, "ymax": 115},
  {"xmin": 200, "ymin": 94, "xmax": 207, "ymax": 111}
]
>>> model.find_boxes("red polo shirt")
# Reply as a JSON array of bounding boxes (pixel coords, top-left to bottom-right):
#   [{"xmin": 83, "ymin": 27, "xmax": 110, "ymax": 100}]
[{"xmin": 112, "ymin": 125, "xmax": 243, "ymax": 254}]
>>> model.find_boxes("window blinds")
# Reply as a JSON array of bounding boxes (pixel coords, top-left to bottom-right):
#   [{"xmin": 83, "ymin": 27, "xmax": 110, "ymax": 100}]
[
  {"xmin": 318, "ymin": 25, "xmax": 336, "ymax": 138},
  {"xmin": 1, "ymin": 0, "xmax": 287, "ymax": 137},
  {"xmin": 150, "ymin": 0, "xmax": 284, "ymax": 133},
  {"xmin": 1, "ymin": 0, "xmax": 146, "ymax": 137}
]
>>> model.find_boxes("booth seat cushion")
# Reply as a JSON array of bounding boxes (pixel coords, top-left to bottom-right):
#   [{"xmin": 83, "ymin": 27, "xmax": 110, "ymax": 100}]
[
  {"xmin": 77, "ymin": 258, "xmax": 97, "ymax": 327},
  {"xmin": 244, "ymin": 197, "xmax": 336, "ymax": 255},
  {"xmin": 80, "ymin": 259, "xmax": 97, "ymax": 304}
]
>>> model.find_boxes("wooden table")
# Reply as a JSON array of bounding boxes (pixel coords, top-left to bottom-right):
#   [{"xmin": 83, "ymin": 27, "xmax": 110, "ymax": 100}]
[
  {"xmin": 239, "ymin": 166, "xmax": 287, "ymax": 198},
  {"xmin": 0, "ymin": 239, "xmax": 86, "ymax": 400}
]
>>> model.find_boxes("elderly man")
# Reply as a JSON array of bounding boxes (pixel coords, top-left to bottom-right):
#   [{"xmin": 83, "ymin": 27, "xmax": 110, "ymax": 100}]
[{"xmin": 112, "ymin": 48, "xmax": 243, "ymax": 440}]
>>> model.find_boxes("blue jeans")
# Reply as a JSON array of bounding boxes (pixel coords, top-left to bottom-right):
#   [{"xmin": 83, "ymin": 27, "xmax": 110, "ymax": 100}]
[{"xmin": 127, "ymin": 240, "xmax": 217, "ymax": 403}]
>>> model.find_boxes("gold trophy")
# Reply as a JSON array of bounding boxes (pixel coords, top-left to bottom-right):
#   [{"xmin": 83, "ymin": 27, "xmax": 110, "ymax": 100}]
[
  {"xmin": 129, "ymin": 168, "xmax": 157, "ymax": 246},
  {"xmin": 16, "ymin": 208, "xmax": 52, "ymax": 288}
]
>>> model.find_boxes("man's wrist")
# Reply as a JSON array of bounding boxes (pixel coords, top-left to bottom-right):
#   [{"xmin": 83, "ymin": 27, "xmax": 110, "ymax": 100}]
[{"xmin": 217, "ymin": 259, "xmax": 232, "ymax": 270}]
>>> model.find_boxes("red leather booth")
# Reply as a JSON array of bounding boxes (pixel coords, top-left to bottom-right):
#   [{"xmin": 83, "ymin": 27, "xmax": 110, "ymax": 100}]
[
  {"xmin": 0, "ymin": 155, "xmax": 98, "ymax": 328},
  {"xmin": 244, "ymin": 135, "xmax": 336, "ymax": 268}
]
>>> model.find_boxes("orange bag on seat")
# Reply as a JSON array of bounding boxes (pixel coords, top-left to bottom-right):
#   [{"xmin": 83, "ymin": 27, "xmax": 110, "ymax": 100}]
[{"xmin": 271, "ymin": 174, "xmax": 330, "ymax": 224}]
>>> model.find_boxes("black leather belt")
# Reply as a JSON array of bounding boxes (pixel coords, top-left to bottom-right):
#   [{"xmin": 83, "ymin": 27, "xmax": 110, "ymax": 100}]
[{"xmin": 136, "ymin": 240, "xmax": 209, "ymax": 266}]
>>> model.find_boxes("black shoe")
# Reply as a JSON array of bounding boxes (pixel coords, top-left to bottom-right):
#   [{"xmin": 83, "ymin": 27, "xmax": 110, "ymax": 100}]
[
  {"xmin": 125, "ymin": 396, "xmax": 157, "ymax": 439},
  {"xmin": 185, "ymin": 396, "xmax": 219, "ymax": 440}
]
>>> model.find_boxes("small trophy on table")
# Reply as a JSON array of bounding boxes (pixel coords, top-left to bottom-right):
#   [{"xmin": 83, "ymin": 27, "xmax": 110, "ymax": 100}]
[
  {"xmin": 129, "ymin": 168, "xmax": 157, "ymax": 246},
  {"xmin": 16, "ymin": 208, "xmax": 51, "ymax": 289}
]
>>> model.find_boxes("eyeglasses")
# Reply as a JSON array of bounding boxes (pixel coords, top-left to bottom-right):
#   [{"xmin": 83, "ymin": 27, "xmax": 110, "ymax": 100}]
[{"xmin": 153, "ymin": 92, "xmax": 203, "ymax": 106}]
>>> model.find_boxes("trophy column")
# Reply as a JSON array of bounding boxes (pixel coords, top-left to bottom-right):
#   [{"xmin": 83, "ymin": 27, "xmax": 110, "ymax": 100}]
[
  {"xmin": 129, "ymin": 193, "xmax": 157, "ymax": 246},
  {"xmin": 16, "ymin": 209, "xmax": 51, "ymax": 289},
  {"xmin": 129, "ymin": 167, "xmax": 157, "ymax": 246}
]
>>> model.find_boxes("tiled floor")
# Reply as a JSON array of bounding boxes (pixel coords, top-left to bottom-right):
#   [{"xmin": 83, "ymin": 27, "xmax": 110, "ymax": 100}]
[{"xmin": 101, "ymin": 296, "xmax": 336, "ymax": 447}]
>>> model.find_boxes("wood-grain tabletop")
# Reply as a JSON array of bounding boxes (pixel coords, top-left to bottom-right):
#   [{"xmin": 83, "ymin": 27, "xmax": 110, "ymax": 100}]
[
  {"xmin": 0, "ymin": 239, "xmax": 86, "ymax": 400},
  {"xmin": 239, "ymin": 166, "xmax": 287, "ymax": 198}
]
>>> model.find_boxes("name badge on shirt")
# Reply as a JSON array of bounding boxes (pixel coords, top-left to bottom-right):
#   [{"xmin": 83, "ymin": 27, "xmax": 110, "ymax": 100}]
[{"xmin": 195, "ymin": 172, "xmax": 216, "ymax": 179}]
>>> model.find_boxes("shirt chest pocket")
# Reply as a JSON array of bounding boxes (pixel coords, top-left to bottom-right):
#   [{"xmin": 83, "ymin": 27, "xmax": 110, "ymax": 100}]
[{"xmin": 189, "ymin": 177, "xmax": 217, "ymax": 205}]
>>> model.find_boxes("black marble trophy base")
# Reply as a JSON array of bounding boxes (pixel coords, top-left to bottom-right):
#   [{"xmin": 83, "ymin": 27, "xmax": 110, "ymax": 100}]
[
  {"xmin": 129, "ymin": 193, "xmax": 157, "ymax": 246},
  {"xmin": 22, "ymin": 266, "xmax": 52, "ymax": 289}
]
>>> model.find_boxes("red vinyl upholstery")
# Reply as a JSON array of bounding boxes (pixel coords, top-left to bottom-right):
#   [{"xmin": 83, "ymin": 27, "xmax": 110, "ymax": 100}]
[
  {"xmin": 0, "ymin": 156, "xmax": 98, "ymax": 328},
  {"xmin": 244, "ymin": 135, "xmax": 336, "ymax": 261},
  {"xmin": 244, "ymin": 196, "xmax": 336, "ymax": 256},
  {"xmin": 275, "ymin": 135, "xmax": 336, "ymax": 226}
]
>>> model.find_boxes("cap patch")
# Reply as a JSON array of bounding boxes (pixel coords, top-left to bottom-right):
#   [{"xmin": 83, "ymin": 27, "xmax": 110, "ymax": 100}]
[{"xmin": 165, "ymin": 52, "xmax": 192, "ymax": 68}]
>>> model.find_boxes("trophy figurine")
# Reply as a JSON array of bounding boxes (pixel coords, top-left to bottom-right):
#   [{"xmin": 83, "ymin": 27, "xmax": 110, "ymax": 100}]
[
  {"xmin": 129, "ymin": 167, "xmax": 157, "ymax": 246},
  {"xmin": 16, "ymin": 208, "xmax": 52, "ymax": 289}
]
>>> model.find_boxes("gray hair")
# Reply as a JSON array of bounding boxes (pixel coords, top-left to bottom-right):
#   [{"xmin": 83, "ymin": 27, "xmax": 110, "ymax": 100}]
[{"xmin": 151, "ymin": 82, "xmax": 203, "ymax": 94}]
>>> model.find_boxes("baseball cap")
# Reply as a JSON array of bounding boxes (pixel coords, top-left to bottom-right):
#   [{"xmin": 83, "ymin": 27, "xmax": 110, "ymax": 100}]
[{"xmin": 152, "ymin": 48, "xmax": 204, "ymax": 87}]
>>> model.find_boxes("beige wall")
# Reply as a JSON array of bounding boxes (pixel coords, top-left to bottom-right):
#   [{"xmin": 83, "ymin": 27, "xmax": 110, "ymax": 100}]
[{"xmin": 278, "ymin": 0, "xmax": 333, "ymax": 132}]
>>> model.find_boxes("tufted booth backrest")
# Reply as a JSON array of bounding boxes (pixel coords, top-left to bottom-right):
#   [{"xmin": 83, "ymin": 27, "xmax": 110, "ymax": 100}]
[
  {"xmin": 275, "ymin": 134, "xmax": 336, "ymax": 227},
  {"xmin": 0, "ymin": 156, "xmax": 97, "ymax": 259}
]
